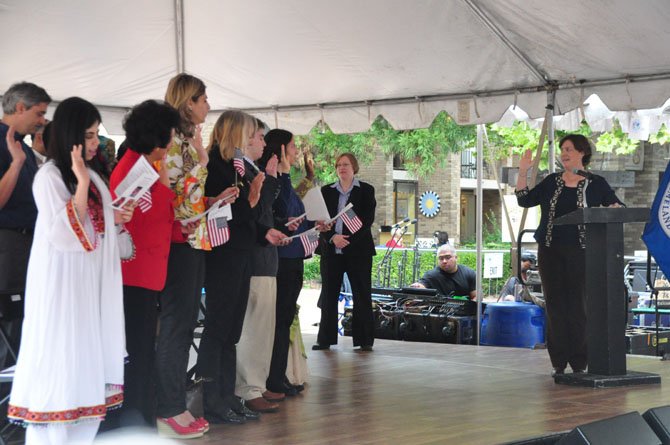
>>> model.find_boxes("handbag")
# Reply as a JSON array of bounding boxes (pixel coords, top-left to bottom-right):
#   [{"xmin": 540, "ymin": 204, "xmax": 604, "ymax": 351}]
[
  {"xmin": 185, "ymin": 378, "xmax": 204, "ymax": 418},
  {"xmin": 116, "ymin": 226, "xmax": 136, "ymax": 261}
]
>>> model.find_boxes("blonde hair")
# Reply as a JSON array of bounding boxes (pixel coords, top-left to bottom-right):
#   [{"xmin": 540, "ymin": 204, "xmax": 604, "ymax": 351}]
[
  {"xmin": 208, "ymin": 110, "xmax": 256, "ymax": 161},
  {"xmin": 164, "ymin": 73, "xmax": 206, "ymax": 138}
]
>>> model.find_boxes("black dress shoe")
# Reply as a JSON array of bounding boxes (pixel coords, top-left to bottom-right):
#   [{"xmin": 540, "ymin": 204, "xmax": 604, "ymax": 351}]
[
  {"xmin": 268, "ymin": 382, "xmax": 298, "ymax": 397},
  {"xmin": 205, "ymin": 408, "xmax": 247, "ymax": 424},
  {"xmin": 233, "ymin": 403, "xmax": 260, "ymax": 420},
  {"xmin": 312, "ymin": 343, "xmax": 330, "ymax": 350},
  {"xmin": 359, "ymin": 345, "xmax": 373, "ymax": 352},
  {"xmin": 283, "ymin": 377, "xmax": 305, "ymax": 393}
]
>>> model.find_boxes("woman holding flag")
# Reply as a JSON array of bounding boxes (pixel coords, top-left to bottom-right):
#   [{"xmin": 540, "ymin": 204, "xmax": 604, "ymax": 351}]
[
  {"xmin": 260, "ymin": 129, "xmax": 321, "ymax": 396},
  {"xmin": 314, "ymin": 153, "xmax": 377, "ymax": 351},
  {"xmin": 197, "ymin": 111, "xmax": 286, "ymax": 424}
]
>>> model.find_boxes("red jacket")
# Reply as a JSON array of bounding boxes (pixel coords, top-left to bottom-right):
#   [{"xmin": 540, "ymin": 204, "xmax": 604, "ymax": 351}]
[{"xmin": 110, "ymin": 150, "xmax": 177, "ymax": 291}]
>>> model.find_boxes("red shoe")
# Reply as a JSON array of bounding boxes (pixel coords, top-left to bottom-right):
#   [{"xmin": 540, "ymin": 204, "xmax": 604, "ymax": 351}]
[
  {"xmin": 192, "ymin": 417, "xmax": 209, "ymax": 433},
  {"xmin": 156, "ymin": 417, "xmax": 204, "ymax": 439}
]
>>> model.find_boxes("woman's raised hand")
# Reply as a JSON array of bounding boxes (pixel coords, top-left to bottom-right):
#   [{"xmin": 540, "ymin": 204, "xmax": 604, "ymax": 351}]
[
  {"xmin": 519, "ymin": 149, "xmax": 533, "ymax": 173},
  {"xmin": 70, "ymin": 145, "xmax": 90, "ymax": 185},
  {"xmin": 278, "ymin": 144, "xmax": 290, "ymax": 173},
  {"xmin": 189, "ymin": 125, "xmax": 208, "ymax": 167}
]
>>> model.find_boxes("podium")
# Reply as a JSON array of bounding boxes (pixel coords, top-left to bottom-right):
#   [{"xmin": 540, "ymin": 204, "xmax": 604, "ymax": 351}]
[{"xmin": 552, "ymin": 207, "xmax": 660, "ymax": 387}]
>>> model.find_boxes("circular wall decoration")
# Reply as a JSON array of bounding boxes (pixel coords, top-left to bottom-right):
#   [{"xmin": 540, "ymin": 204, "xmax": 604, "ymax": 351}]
[{"xmin": 419, "ymin": 190, "xmax": 441, "ymax": 218}]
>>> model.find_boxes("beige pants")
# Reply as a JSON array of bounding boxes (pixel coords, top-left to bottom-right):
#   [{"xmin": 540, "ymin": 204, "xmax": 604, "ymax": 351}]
[{"xmin": 235, "ymin": 276, "xmax": 277, "ymax": 400}]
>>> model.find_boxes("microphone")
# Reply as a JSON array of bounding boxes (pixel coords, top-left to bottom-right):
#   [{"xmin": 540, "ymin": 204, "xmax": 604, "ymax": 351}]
[
  {"xmin": 409, "ymin": 218, "xmax": 418, "ymax": 225},
  {"xmin": 392, "ymin": 217, "xmax": 410, "ymax": 229},
  {"xmin": 572, "ymin": 168, "xmax": 593, "ymax": 179}
]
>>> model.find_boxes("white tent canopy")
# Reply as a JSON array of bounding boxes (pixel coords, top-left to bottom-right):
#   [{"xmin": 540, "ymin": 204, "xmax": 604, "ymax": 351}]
[{"xmin": 2, "ymin": 0, "xmax": 670, "ymax": 134}]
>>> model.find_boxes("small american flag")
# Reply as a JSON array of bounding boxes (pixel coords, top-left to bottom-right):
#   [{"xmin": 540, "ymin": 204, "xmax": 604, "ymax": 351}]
[
  {"xmin": 207, "ymin": 214, "xmax": 230, "ymax": 247},
  {"xmin": 233, "ymin": 148, "xmax": 246, "ymax": 178},
  {"xmin": 341, "ymin": 207, "xmax": 363, "ymax": 234},
  {"xmin": 299, "ymin": 230, "xmax": 319, "ymax": 256},
  {"xmin": 137, "ymin": 190, "xmax": 152, "ymax": 213}
]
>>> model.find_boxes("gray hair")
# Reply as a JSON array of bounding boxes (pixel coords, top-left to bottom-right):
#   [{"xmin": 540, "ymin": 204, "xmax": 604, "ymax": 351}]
[
  {"xmin": 2, "ymin": 82, "xmax": 51, "ymax": 115},
  {"xmin": 437, "ymin": 243, "xmax": 456, "ymax": 256}
]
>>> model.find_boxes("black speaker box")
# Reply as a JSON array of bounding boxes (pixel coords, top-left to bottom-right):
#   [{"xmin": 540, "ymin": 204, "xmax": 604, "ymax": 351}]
[
  {"xmin": 644, "ymin": 406, "xmax": 670, "ymax": 444},
  {"xmin": 557, "ymin": 411, "xmax": 660, "ymax": 445}
]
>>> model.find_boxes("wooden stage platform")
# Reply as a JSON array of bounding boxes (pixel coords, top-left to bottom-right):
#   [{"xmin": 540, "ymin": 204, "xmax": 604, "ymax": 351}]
[{"xmin": 160, "ymin": 333, "xmax": 670, "ymax": 445}]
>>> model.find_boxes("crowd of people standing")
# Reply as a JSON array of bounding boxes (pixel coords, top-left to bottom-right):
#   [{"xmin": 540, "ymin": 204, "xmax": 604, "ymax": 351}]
[{"xmin": 0, "ymin": 76, "xmax": 378, "ymax": 444}]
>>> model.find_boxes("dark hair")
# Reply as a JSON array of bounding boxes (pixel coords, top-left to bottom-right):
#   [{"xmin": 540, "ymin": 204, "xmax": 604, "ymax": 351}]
[
  {"xmin": 336, "ymin": 153, "xmax": 359, "ymax": 174},
  {"xmin": 260, "ymin": 128, "xmax": 293, "ymax": 169},
  {"xmin": 255, "ymin": 118, "xmax": 267, "ymax": 131},
  {"xmin": 47, "ymin": 97, "xmax": 102, "ymax": 196},
  {"xmin": 117, "ymin": 140, "xmax": 129, "ymax": 161},
  {"xmin": 434, "ymin": 230, "xmax": 449, "ymax": 246},
  {"xmin": 123, "ymin": 100, "xmax": 180, "ymax": 155},
  {"xmin": 2, "ymin": 82, "xmax": 51, "ymax": 114},
  {"xmin": 559, "ymin": 134, "xmax": 592, "ymax": 167}
]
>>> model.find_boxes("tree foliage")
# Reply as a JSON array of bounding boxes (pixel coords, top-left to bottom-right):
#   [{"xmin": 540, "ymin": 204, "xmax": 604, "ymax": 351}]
[{"xmin": 295, "ymin": 112, "xmax": 666, "ymax": 182}]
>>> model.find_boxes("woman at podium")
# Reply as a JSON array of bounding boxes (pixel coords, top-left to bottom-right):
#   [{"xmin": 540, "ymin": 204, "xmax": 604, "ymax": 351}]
[{"xmin": 515, "ymin": 134, "xmax": 623, "ymax": 377}]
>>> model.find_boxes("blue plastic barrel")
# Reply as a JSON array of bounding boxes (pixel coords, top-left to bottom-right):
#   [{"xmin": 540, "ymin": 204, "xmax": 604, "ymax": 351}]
[{"xmin": 480, "ymin": 302, "xmax": 545, "ymax": 348}]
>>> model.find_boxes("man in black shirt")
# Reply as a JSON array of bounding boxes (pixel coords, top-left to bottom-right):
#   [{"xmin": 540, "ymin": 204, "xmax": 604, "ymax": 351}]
[{"xmin": 411, "ymin": 244, "xmax": 477, "ymax": 300}]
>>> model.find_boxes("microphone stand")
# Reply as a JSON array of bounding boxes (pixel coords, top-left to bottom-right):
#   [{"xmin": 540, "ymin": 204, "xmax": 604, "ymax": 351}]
[{"xmin": 376, "ymin": 222, "xmax": 407, "ymax": 287}]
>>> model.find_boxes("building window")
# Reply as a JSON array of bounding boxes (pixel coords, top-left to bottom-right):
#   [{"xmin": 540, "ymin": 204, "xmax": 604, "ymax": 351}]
[
  {"xmin": 393, "ymin": 181, "xmax": 418, "ymax": 243},
  {"xmin": 461, "ymin": 148, "xmax": 477, "ymax": 179}
]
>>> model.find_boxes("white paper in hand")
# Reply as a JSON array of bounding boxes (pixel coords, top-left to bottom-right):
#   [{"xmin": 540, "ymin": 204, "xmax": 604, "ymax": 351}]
[{"xmin": 302, "ymin": 187, "xmax": 331, "ymax": 221}]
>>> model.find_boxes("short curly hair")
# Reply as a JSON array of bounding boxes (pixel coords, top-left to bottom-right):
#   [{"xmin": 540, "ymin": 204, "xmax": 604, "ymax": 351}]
[{"xmin": 123, "ymin": 100, "xmax": 180, "ymax": 155}]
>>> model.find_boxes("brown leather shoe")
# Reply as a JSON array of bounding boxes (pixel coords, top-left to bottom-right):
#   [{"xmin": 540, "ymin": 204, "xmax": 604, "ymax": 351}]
[
  {"xmin": 245, "ymin": 397, "xmax": 279, "ymax": 413},
  {"xmin": 262, "ymin": 390, "xmax": 285, "ymax": 402}
]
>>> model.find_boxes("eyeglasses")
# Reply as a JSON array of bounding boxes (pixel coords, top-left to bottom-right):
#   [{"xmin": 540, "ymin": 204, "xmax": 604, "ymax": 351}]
[
  {"xmin": 336, "ymin": 163, "xmax": 351, "ymax": 168},
  {"xmin": 438, "ymin": 255, "xmax": 454, "ymax": 261}
]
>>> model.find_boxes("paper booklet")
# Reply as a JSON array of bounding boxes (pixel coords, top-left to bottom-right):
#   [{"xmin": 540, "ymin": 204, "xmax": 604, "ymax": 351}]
[
  {"xmin": 302, "ymin": 187, "xmax": 331, "ymax": 221},
  {"xmin": 111, "ymin": 155, "xmax": 159, "ymax": 210}
]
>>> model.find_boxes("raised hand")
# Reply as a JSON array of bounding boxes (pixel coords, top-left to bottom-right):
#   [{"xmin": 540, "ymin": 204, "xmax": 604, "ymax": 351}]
[
  {"xmin": 265, "ymin": 154, "xmax": 278, "ymax": 178},
  {"xmin": 278, "ymin": 144, "xmax": 290, "ymax": 173},
  {"xmin": 5, "ymin": 126, "xmax": 26, "ymax": 166},
  {"xmin": 248, "ymin": 171, "xmax": 265, "ymax": 208},
  {"xmin": 304, "ymin": 151, "xmax": 315, "ymax": 180},
  {"xmin": 519, "ymin": 149, "xmax": 533, "ymax": 173},
  {"xmin": 70, "ymin": 145, "xmax": 90, "ymax": 185},
  {"xmin": 189, "ymin": 125, "xmax": 208, "ymax": 167}
]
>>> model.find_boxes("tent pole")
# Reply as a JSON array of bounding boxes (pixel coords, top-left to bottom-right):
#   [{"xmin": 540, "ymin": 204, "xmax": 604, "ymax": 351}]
[
  {"xmin": 547, "ymin": 89, "xmax": 556, "ymax": 173},
  {"xmin": 174, "ymin": 0, "xmax": 185, "ymax": 73},
  {"xmin": 476, "ymin": 124, "xmax": 484, "ymax": 345}
]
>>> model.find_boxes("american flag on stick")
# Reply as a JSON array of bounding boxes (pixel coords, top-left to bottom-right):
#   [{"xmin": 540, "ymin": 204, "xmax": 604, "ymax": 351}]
[
  {"xmin": 137, "ymin": 191, "xmax": 152, "ymax": 213},
  {"xmin": 233, "ymin": 148, "xmax": 246, "ymax": 178},
  {"xmin": 299, "ymin": 229, "xmax": 319, "ymax": 256},
  {"xmin": 341, "ymin": 207, "xmax": 363, "ymax": 234},
  {"xmin": 207, "ymin": 214, "xmax": 230, "ymax": 247}
]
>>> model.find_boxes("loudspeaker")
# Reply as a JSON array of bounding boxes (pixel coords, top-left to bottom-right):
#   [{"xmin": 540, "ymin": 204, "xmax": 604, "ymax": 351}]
[
  {"xmin": 557, "ymin": 412, "xmax": 660, "ymax": 445},
  {"xmin": 644, "ymin": 406, "xmax": 670, "ymax": 444}
]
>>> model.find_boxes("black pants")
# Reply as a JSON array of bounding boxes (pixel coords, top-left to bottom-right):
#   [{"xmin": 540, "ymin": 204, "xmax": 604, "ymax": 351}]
[
  {"xmin": 197, "ymin": 247, "xmax": 252, "ymax": 407},
  {"xmin": 155, "ymin": 243, "xmax": 205, "ymax": 418},
  {"xmin": 538, "ymin": 244, "xmax": 587, "ymax": 371},
  {"xmin": 267, "ymin": 257, "xmax": 303, "ymax": 391},
  {"xmin": 317, "ymin": 255, "xmax": 374, "ymax": 347},
  {"xmin": 122, "ymin": 285, "xmax": 159, "ymax": 424}
]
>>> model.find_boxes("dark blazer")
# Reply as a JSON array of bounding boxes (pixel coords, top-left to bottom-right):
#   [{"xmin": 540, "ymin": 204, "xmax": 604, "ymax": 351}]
[{"xmin": 318, "ymin": 180, "xmax": 376, "ymax": 258}]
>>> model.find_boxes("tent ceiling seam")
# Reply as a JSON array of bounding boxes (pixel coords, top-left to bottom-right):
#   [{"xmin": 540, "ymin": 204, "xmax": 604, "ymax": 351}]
[
  {"xmin": 229, "ymin": 72, "xmax": 670, "ymax": 115},
  {"xmin": 462, "ymin": 0, "xmax": 548, "ymax": 85},
  {"xmin": 174, "ymin": 0, "xmax": 185, "ymax": 73}
]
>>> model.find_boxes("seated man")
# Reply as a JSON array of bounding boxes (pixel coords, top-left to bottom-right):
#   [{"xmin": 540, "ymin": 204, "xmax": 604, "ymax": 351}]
[
  {"xmin": 499, "ymin": 253, "xmax": 534, "ymax": 301},
  {"xmin": 410, "ymin": 243, "xmax": 476, "ymax": 300}
]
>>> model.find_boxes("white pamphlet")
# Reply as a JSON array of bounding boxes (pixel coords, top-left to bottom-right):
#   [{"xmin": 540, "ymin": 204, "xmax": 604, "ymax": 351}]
[
  {"xmin": 302, "ymin": 187, "xmax": 331, "ymax": 221},
  {"xmin": 111, "ymin": 156, "xmax": 159, "ymax": 210}
]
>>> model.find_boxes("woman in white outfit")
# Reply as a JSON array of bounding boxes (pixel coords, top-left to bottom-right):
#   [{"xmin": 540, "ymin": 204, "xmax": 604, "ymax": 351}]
[{"xmin": 7, "ymin": 97, "xmax": 132, "ymax": 444}]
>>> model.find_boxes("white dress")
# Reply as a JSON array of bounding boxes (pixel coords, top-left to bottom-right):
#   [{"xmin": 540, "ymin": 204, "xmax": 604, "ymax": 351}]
[{"xmin": 8, "ymin": 162, "xmax": 125, "ymax": 426}]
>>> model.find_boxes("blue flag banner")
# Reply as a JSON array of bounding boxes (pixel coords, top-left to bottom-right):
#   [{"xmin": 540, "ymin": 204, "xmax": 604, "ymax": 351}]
[{"xmin": 642, "ymin": 160, "xmax": 670, "ymax": 278}]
